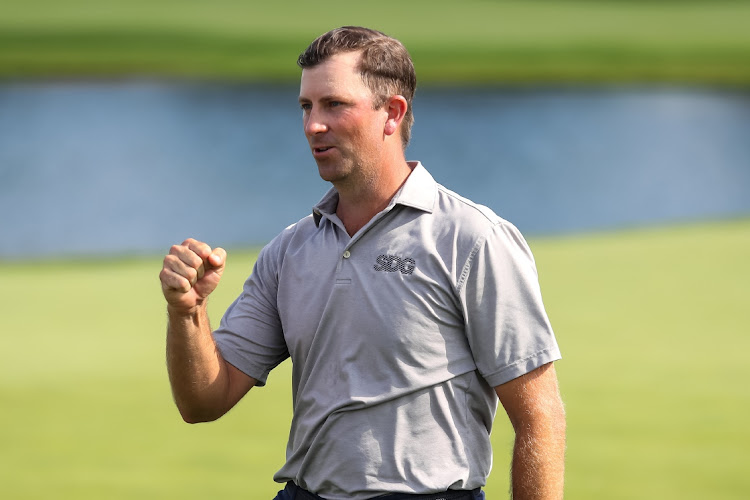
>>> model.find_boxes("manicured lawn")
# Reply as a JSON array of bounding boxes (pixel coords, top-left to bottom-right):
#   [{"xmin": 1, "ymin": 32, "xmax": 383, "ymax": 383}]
[
  {"xmin": 1, "ymin": 0, "xmax": 749, "ymax": 84},
  {"xmin": 1, "ymin": 218, "xmax": 748, "ymax": 498}
]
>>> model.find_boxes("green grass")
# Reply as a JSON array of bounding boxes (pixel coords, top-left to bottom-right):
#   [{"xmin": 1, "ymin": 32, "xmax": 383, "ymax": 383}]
[
  {"xmin": 1, "ymin": 0, "xmax": 750, "ymax": 84},
  {"xmin": 1, "ymin": 218, "xmax": 749, "ymax": 498},
  {"xmin": 532, "ymin": 219, "xmax": 750, "ymax": 499}
]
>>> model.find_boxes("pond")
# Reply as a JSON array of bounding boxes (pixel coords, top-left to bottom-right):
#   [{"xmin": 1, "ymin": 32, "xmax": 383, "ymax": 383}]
[{"xmin": 0, "ymin": 82, "xmax": 748, "ymax": 259}]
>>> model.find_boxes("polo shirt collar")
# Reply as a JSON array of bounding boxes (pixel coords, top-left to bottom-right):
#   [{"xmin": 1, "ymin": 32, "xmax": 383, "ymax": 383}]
[
  {"xmin": 393, "ymin": 161, "xmax": 437, "ymax": 212},
  {"xmin": 312, "ymin": 161, "xmax": 436, "ymax": 227}
]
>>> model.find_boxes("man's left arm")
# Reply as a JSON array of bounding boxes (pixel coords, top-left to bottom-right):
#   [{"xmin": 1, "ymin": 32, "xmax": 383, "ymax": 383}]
[{"xmin": 495, "ymin": 362, "xmax": 566, "ymax": 500}]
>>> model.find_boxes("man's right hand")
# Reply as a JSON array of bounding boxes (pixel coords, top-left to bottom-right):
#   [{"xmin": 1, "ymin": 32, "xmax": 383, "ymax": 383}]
[{"xmin": 159, "ymin": 238, "xmax": 227, "ymax": 312}]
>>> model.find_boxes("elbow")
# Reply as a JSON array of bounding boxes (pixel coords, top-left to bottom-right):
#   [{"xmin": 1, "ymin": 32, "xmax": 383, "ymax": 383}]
[
  {"xmin": 176, "ymin": 403, "xmax": 224, "ymax": 424},
  {"xmin": 180, "ymin": 412, "xmax": 212, "ymax": 425},
  {"xmin": 519, "ymin": 397, "xmax": 567, "ymax": 437},
  {"xmin": 546, "ymin": 402, "xmax": 567, "ymax": 447},
  {"xmin": 544, "ymin": 395, "xmax": 567, "ymax": 436},
  {"xmin": 180, "ymin": 411, "xmax": 220, "ymax": 425}
]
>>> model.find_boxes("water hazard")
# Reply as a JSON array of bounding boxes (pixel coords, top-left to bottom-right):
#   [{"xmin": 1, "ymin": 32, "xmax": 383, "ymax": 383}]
[{"xmin": 1, "ymin": 82, "xmax": 748, "ymax": 258}]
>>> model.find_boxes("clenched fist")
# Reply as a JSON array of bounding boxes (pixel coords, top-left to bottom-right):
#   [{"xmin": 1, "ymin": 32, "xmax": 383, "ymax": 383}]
[{"xmin": 160, "ymin": 238, "xmax": 227, "ymax": 312}]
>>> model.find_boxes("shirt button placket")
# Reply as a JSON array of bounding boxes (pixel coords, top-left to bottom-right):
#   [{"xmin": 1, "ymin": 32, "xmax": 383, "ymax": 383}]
[{"xmin": 336, "ymin": 249, "xmax": 351, "ymax": 273}]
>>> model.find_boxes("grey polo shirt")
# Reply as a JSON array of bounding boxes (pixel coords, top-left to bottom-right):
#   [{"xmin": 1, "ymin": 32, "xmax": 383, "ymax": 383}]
[{"xmin": 213, "ymin": 162, "xmax": 560, "ymax": 499}]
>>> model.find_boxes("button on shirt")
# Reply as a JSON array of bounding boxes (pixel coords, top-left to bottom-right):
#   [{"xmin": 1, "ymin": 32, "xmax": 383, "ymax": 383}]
[{"xmin": 213, "ymin": 162, "xmax": 561, "ymax": 500}]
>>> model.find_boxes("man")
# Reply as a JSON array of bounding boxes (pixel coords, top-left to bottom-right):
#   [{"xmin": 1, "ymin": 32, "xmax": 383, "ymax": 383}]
[{"xmin": 159, "ymin": 26, "xmax": 565, "ymax": 500}]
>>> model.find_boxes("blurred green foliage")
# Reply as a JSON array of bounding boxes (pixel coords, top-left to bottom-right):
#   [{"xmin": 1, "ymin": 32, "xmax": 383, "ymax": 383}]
[
  {"xmin": 1, "ymin": 218, "xmax": 749, "ymax": 498},
  {"xmin": 1, "ymin": 0, "xmax": 749, "ymax": 83}
]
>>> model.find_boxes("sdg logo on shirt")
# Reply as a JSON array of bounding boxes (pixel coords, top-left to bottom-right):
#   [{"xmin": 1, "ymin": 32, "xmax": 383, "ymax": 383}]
[{"xmin": 374, "ymin": 254, "xmax": 416, "ymax": 275}]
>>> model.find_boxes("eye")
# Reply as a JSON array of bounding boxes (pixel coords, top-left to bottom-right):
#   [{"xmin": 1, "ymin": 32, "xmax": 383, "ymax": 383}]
[
  {"xmin": 329, "ymin": 101, "xmax": 342, "ymax": 108},
  {"xmin": 300, "ymin": 102, "xmax": 312, "ymax": 111}
]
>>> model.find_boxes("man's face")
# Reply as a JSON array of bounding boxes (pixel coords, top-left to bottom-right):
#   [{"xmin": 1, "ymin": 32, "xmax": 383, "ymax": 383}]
[{"xmin": 298, "ymin": 51, "xmax": 388, "ymax": 185}]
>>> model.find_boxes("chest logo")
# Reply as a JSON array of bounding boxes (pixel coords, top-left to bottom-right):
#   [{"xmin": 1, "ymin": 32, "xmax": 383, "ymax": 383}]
[{"xmin": 374, "ymin": 254, "xmax": 416, "ymax": 275}]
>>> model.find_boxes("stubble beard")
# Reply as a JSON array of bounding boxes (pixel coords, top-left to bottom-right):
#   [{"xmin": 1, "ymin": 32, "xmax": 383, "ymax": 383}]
[
  {"xmin": 314, "ymin": 128, "xmax": 382, "ymax": 193},
  {"xmin": 317, "ymin": 153, "xmax": 378, "ymax": 196},
  {"xmin": 316, "ymin": 156, "xmax": 351, "ymax": 184}
]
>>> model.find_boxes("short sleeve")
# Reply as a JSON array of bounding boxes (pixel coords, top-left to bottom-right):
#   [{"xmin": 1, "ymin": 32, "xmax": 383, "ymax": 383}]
[
  {"xmin": 212, "ymin": 242, "xmax": 290, "ymax": 386},
  {"xmin": 458, "ymin": 221, "xmax": 561, "ymax": 387}
]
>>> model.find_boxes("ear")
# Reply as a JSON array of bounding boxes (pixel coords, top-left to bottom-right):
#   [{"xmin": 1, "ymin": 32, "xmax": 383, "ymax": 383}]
[{"xmin": 383, "ymin": 95, "xmax": 408, "ymax": 137}]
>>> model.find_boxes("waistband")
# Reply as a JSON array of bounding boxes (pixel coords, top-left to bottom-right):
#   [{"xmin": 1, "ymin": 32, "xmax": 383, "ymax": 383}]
[{"xmin": 287, "ymin": 482, "xmax": 480, "ymax": 500}]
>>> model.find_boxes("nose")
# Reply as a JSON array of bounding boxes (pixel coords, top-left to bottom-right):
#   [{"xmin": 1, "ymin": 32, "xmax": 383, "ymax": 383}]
[{"xmin": 304, "ymin": 108, "xmax": 328, "ymax": 136}]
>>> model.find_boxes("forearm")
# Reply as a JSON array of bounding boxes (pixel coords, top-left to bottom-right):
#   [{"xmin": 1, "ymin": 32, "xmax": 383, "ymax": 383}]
[
  {"xmin": 510, "ymin": 410, "xmax": 566, "ymax": 499},
  {"xmin": 166, "ymin": 303, "xmax": 231, "ymax": 423}
]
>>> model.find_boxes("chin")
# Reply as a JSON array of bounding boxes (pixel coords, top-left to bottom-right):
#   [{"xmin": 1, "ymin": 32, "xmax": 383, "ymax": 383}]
[{"xmin": 316, "ymin": 162, "xmax": 349, "ymax": 183}]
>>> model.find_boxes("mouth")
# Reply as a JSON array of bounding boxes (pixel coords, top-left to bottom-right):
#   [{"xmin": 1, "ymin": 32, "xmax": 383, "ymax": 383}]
[{"xmin": 312, "ymin": 145, "xmax": 336, "ymax": 159}]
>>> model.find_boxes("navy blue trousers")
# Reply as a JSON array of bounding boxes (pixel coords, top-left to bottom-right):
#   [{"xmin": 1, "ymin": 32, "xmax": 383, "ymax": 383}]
[{"xmin": 273, "ymin": 482, "xmax": 485, "ymax": 500}]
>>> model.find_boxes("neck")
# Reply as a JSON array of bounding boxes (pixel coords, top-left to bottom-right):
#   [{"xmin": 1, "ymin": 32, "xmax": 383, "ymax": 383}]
[{"xmin": 334, "ymin": 157, "xmax": 412, "ymax": 237}]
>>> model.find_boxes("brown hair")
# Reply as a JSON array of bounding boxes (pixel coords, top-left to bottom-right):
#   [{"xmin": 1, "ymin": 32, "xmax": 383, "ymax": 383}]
[{"xmin": 297, "ymin": 26, "xmax": 417, "ymax": 148}]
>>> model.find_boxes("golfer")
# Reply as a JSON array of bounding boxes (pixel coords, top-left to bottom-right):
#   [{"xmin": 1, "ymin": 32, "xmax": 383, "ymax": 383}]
[{"xmin": 160, "ymin": 26, "xmax": 565, "ymax": 500}]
